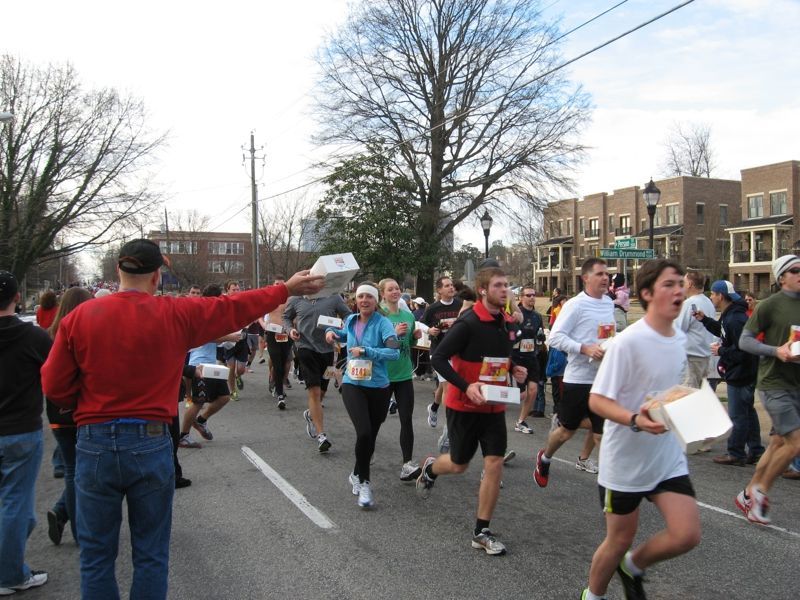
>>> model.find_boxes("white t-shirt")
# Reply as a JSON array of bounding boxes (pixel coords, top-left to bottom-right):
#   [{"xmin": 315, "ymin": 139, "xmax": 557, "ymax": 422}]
[
  {"xmin": 673, "ymin": 293, "xmax": 716, "ymax": 358},
  {"xmin": 591, "ymin": 318, "xmax": 689, "ymax": 492},
  {"xmin": 548, "ymin": 291, "xmax": 615, "ymax": 384}
]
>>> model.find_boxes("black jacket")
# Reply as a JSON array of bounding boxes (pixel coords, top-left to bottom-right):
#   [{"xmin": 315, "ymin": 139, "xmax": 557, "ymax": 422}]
[
  {"xmin": 0, "ymin": 316, "xmax": 52, "ymax": 435},
  {"xmin": 699, "ymin": 300, "xmax": 757, "ymax": 386}
]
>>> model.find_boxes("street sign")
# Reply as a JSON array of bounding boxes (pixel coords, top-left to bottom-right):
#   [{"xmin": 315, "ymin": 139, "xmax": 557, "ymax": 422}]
[
  {"xmin": 614, "ymin": 238, "xmax": 637, "ymax": 249},
  {"xmin": 599, "ymin": 248, "xmax": 655, "ymax": 260}
]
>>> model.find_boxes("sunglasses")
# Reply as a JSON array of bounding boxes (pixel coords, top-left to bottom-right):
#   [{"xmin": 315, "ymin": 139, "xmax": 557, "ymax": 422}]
[
  {"xmin": 523, "ymin": 293, "xmax": 536, "ymax": 297},
  {"xmin": 786, "ymin": 267, "xmax": 800, "ymax": 275}
]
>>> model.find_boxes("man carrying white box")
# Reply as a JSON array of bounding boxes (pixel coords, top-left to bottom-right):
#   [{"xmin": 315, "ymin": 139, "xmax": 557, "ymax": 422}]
[
  {"xmin": 582, "ymin": 259, "xmax": 701, "ymax": 600},
  {"xmin": 416, "ymin": 267, "xmax": 526, "ymax": 555}
]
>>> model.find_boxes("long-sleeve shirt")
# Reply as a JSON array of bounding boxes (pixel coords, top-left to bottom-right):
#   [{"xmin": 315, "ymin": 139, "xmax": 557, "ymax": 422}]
[
  {"xmin": 283, "ymin": 295, "xmax": 351, "ymax": 354},
  {"xmin": 326, "ymin": 312, "xmax": 399, "ymax": 388},
  {"xmin": 673, "ymin": 292, "xmax": 716, "ymax": 358},
  {"xmin": 41, "ymin": 285, "xmax": 288, "ymax": 426}
]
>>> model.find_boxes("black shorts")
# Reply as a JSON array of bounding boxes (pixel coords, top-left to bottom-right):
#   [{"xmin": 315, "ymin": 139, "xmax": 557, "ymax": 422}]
[
  {"xmin": 223, "ymin": 340, "xmax": 249, "ymax": 364},
  {"xmin": 513, "ymin": 355, "xmax": 540, "ymax": 387},
  {"xmin": 190, "ymin": 377, "xmax": 230, "ymax": 404},
  {"xmin": 598, "ymin": 475, "xmax": 695, "ymax": 515},
  {"xmin": 296, "ymin": 348, "xmax": 334, "ymax": 391},
  {"xmin": 445, "ymin": 408, "xmax": 507, "ymax": 465},
  {"xmin": 558, "ymin": 382, "xmax": 604, "ymax": 434}
]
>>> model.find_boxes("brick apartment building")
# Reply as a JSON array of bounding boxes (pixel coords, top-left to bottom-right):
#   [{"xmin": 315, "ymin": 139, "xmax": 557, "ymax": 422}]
[
  {"xmin": 536, "ymin": 176, "xmax": 741, "ymax": 294},
  {"xmin": 726, "ymin": 160, "xmax": 800, "ymax": 296}
]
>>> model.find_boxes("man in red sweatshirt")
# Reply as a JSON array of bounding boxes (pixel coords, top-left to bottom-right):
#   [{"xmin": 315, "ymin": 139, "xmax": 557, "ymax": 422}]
[{"xmin": 41, "ymin": 239, "xmax": 323, "ymax": 600}]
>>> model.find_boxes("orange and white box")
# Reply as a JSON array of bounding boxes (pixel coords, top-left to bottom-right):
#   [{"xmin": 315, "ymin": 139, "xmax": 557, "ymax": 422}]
[
  {"xmin": 317, "ymin": 315, "xmax": 344, "ymax": 329},
  {"xmin": 199, "ymin": 363, "xmax": 229, "ymax": 380},
  {"xmin": 480, "ymin": 384, "xmax": 521, "ymax": 405},
  {"xmin": 307, "ymin": 253, "xmax": 360, "ymax": 299}
]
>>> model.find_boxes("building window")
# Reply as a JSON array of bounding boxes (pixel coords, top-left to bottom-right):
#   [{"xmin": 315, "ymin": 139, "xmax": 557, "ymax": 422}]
[
  {"xmin": 770, "ymin": 191, "xmax": 787, "ymax": 215},
  {"xmin": 588, "ymin": 244, "xmax": 599, "ymax": 257},
  {"xmin": 608, "ymin": 215, "xmax": 615, "ymax": 232},
  {"xmin": 208, "ymin": 260, "xmax": 244, "ymax": 274},
  {"xmin": 579, "ymin": 218, "xmax": 585, "ymax": 235},
  {"xmin": 696, "ymin": 239, "xmax": 705, "ymax": 255},
  {"xmin": 653, "ymin": 209, "xmax": 662, "ymax": 227},
  {"xmin": 587, "ymin": 218, "xmax": 599, "ymax": 238},
  {"xmin": 617, "ymin": 215, "xmax": 631, "ymax": 236},
  {"xmin": 696, "ymin": 204, "xmax": 704, "ymax": 225},
  {"xmin": 715, "ymin": 239, "xmax": 730, "ymax": 260},
  {"xmin": 208, "ymin": 241, "xmax": 245, "ymax": 255},
  {"xmin": 747, "ymin": 195, "xmax": 763, "ymax": 219},
  {"xmin": 719, "ymin": 205, "xmax": 728, "ymax": 226},
  {"xmin": 566, "ymin": 219, "xmax": 572, "ymax": 235},
  {"xmin": 159, "ymin": 241, "xmax": 197, "ymax": 255},
  {"xmin": 666, "ymin": 205, "xmax": 679, "ymax": 225},
  {"xmin": 641, "ymin": 218, "xmax": 647, "ymax": 231},
  {"xmin": 557, "ymin": 221, "xmax": 563, "ymax": 236}
]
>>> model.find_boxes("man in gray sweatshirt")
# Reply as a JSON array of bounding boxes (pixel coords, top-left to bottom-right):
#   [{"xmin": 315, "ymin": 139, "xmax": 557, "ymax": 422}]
[{"xmin": 284, "ymin": 294, "xmax": 351, "ymax": 452}]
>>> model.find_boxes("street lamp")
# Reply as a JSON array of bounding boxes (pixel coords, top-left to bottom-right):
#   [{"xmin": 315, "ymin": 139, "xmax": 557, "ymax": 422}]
[
  {"xmin": 643, "ymin": 178, "xmax": 661, "ymax": 252},
  {"xmin": 480, "ymin": 209, "xmax": 493, "ymax": 259}
]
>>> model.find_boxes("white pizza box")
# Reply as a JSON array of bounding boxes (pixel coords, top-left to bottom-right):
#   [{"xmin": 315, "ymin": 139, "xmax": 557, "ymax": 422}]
[
  {"xmin": 265, "ymin": 322, "xmax": 283, "ymax": 333},
  {"xmin": 413, "ymin": 322, "xmax": 431, "ymax": 349},
  {"xmin": 480, "ymin": 384, "xmax": 521, "ymax": 405},
  {"xmin": 317, "ymin": 315, "xmax": 343, "ymax": 329},
  {"xmin": 307, "ymin": 252, "xmax": 360, "ymax": 299},
  {"xmin": 648, "ymin": 380, "xmax": 732, "ymax": 454},
  {"xmin": 199, "ymin": 363, "xmax": 229, "ymax": 380}
]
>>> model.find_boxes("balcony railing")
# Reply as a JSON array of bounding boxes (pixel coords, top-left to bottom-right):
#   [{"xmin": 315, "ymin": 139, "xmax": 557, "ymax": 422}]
[
  {"xmin": 755, "ymin": 249, "xmax": 773, "ymax": 262},
  {"xmin": 585, "ymin": 229, "xmax": 600, "ymax": 238},
  {"xmin": 615, "ymin": 226, "xmax": 631, "ymax": 236},
  {"xmin": 733, "ymin": 250, "xmax": 751, "ymax": 263}
]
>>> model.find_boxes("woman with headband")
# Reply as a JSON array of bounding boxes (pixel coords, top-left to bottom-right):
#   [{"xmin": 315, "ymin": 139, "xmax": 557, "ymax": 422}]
[{"xmin": 325, "ymin": 282, "xmax": 400, "ymax": 508}]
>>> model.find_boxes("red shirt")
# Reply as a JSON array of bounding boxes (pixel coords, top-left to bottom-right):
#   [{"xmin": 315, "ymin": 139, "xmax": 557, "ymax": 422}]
[
  {"xmin": 36, "ymin": 305, "xmax": 57, "ymax": 330},
  {"xmin": 41, "ymin": 285, "xmax": 287, "ymax": 425}
]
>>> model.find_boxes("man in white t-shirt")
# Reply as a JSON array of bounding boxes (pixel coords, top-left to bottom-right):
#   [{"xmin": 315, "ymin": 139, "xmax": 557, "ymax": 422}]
[
  {"xmin": 581, "ymin": 259, "xmax": 701, "ymax": 600},
  {"xmin": 534, "ymin": 258, "xmax": 615, "ymax": 487},
  {"xmin": 673, "ymin": 270, "xmax": 715, "ymax": 388}
]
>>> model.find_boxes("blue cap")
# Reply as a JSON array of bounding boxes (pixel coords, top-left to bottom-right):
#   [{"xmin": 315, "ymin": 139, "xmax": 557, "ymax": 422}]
[{"xmin": 710, "ymin": 280, "xmax": 741, "ymax": 302}]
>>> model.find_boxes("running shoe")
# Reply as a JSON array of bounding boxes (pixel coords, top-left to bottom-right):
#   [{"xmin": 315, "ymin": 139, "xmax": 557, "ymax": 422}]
[
  {"xmin": 734, "ymin": 490, "xmax": 751, "ymax": 518},
  {"xmin": 389, "ymin": 398, "xmax": 397, "ymax": 415},
  {"xmin": 47, "ymin": 510, "xmax": 67, "ymax": 545},
  {"xmin": 400, "ymin": 461, "xmax": 422, "ymax": 481},
  {"xmin": 576, "ymin": 456, "xmax": 598, "ymax": 474},
  {"xmin": 416, "ymin": 456, "xmax": 436, "ymax": 498},
  {"xmin": 747, "ymin": 486, "xmax": 771, "ymax": 525},
  {"xmin": 236, "ymin": 375, "xmax": 244, "ymax": 390},
  {"xmin": 514, "ymin": 420, "xmax": 534, "ymax": 434},
  {"xmin": 437, "ymin": 426, "xmax": 450, "ymax": 454},
  {"xmin": 178, "ymin": 434, "xmax": 202, "ymax": 449},
  {"xmin": 175, "ymin": 477, "xmax": 192, "ymax": 489},
  {"xmin": 348, "ymin": 472, "xmax": 360, "ymax": 496},
  {"xmin": 503, "ymin": 450, "xmax": 516, "ymax": 464},
  {"xmin": 303, "ymin": 409, "xmax": 317, "ymax": 438},
  {"xmin": 358, "ymin": 481, "xmax": 375, "ymax": 508},
  {"xmin": 0, "ymin": 571, "xmax": 48, "ymax": 594},
  {"xmin": 533, "ymin": 449, "xmax": 550, "ymax": 487},
  {"xmin": 427, "ymin": 403, "xmax": 438, "ymax": 428},
  {"xmin": 277, "ymin": 395, "xmax": 286, "ymax": 410},
  {"xmin": 317, "ymin": 432, "xmax": 331, "ymax": 453},
  {"xmin": 192, "ymin": 420, "xmax": 213, "ymax": 441},
  {"xmin": 230, "ymin": 389, "xmax": 239, "ymax": 401},
  {"xmin": 471, "ymin": 528, "xmax": 506, "ymax": 555},
  {"xmin": 616, "ymin": 553, "xmax": 646, "ymax": 600}
]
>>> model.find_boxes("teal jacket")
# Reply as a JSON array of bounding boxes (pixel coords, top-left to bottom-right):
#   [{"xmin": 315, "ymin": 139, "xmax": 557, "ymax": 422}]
[{"xmin": 327, "ymin": 312, "xmax": 399, "ymax": 388}]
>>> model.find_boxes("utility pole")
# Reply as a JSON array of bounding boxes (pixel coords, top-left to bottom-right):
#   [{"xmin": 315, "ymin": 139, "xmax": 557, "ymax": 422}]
[{"xmin": 246, "ymin": 132, "xmax": 262, "ymax": 289}]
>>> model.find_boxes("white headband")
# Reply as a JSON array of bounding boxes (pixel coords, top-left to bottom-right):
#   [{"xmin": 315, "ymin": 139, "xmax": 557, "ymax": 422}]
[{"xmin": 356, "ymin": 284, "xmax": 379, "ymax": 302}]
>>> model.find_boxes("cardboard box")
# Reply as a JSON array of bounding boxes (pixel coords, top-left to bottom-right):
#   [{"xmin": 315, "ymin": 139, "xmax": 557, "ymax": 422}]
[
  {"xmin": 307, "ymin": 253, "xmax": 360, "ymax": 299},
  {"xmin": 791, "ymin": 341, "xmax": 800, "ymax": 357},
  {"xmin": 480, "ymin": 384, "xmax": 521, "ymax": 405},
  {"xmin": 199, "ymin": 363, "xmax": 229, "ymax": 380},
  {"xmin": 413, "ymin": 322, "xmax": 431, "ymax": 349},
  {"xmin": 265, "ymin": 322, "xmax": 283, "ymax": 333},
  {"xmin": 317, "ymin": 315, "xmax": 343, "ymax": 329},
  {"xmin": 647, "ymin": 380, "xmax": 732, "ymax": 454}
]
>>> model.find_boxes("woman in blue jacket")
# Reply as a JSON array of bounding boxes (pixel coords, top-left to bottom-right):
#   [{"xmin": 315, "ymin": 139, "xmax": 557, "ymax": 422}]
[{"xmin": 325, "ymin": 283, "xmax": 399, "ymax": 508}]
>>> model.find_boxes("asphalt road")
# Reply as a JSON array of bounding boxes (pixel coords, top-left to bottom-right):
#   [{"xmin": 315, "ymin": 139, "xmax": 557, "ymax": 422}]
[{"xmin": 25, "ymin": 364, "xmax": 799, "ymax": 599}]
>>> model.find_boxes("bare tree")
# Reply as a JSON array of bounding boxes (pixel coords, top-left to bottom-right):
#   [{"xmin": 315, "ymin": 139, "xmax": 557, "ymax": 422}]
[
  {"xmin": 315, "ymin": 0, "xmax": 590, "ymax": 297},
  {"xmin": 0, "ymin": 55, "xmax": 166, "ymax": 281},
  {"xmin": 163, "ymin": 209, "xmax": 212, "ymax": 288},
  {"xmin": 662, "ymin": 122, "xmax": 716, "ymax": 178},
  {"xmin": 258, "ymin": 194, "xmax": 318, "ymax": 282}
]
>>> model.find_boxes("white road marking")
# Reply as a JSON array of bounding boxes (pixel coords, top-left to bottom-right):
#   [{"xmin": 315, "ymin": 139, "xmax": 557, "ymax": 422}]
[
  {"xmin": 547, "ymin": 456, "xmax": 800, "ymax": 538},
  {"xmin": 241, "ymin": 446, "xmax": 337, "ymax": 530}
]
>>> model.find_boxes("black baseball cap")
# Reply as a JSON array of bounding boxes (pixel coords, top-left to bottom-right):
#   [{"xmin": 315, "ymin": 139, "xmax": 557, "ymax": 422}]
[
  {"xmin": 0, "ymin": 271, "xmax": 18, "ymax": 304},
  {"xmin": 118, "ymin": 239, "xmax": 167, "ymax": 274}
]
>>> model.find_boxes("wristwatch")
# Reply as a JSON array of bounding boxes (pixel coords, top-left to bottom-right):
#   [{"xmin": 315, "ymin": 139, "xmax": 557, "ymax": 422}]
[{"xmin": 629, "ymin": 413, "xmax": 641, "ymax": 432}]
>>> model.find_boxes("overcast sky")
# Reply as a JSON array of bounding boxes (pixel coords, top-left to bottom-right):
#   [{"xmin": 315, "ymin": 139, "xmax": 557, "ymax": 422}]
[{"xmin": 4, "ymin": 0, "xmax": 799, "ymax": 250}]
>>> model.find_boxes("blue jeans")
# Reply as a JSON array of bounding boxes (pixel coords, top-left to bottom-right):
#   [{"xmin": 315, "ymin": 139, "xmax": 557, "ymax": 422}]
[
  {"xmin": 0, "ymin": 429, "xmax": 43, "ymax": 588},
  {"xmin": 52, "ymin": 427, "xmax": 78, "ymax": 542},
  {"xmin": 76, "ymin": 422, "xmax": 174, "ymax": 600},
  {"xmin": 726, "ymin": 383, "xmax": 764, "ymax": 460}
]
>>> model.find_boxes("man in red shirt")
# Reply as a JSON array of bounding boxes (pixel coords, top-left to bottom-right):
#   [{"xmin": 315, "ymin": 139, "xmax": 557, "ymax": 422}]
[{"xmin": 41, "ymin": 239, "xmax": 322, "ymax": 599}]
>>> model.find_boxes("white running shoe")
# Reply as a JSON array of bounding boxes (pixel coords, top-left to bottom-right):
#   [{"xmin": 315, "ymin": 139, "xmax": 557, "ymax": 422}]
[
  {"xmin": 514, "ymin": 420, "xmax": 534, "ymax": 434},
  {"xmin": 427, "ymin": 403, "xmax": 438, "ymax": 428},
  {"xmin": 400, "ymin": 461, "xmax": 422, "ymax": 481},
  {"xmin": 747, "ymin": 486, "xmax": 771, "ymax": 524},
  {"xmin": 0, "ymin": 571, "xmax": 48, "ymax": 594},
  {"xmin": 437, "ymin": 426, "xmax": 450, "ymax": 454},
  {"xmin": 358, "ymin": 481, "xmax": 375, "ymax": 508},
  {"xmin": 471, "ymin": 529, "xmax": 506, "ymax": 555},
  {"xmin": 348, "ymin": 472, "xmax": 360, "ymax": 496},
  {"xmin": 576, "ymin": 456, "xmax": 598, "ymax": 474}
]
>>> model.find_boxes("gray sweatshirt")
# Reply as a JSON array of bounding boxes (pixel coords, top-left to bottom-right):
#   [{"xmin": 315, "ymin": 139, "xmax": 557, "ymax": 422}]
[{"xmin": 283, "ymin": 295, "xmax": 352, "ymax": 354}]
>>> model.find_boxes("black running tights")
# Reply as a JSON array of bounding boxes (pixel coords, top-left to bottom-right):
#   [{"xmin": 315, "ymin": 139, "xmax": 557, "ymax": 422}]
[
  {"xmin": 341, "ymin": 383, "xmax": 391, "ymax": 483},
  {"xmin": 266, "ymin": 337, "xmax": 293, "ymax": 396},
  {"xmin": 389, "ymin": 379, "xmax": 415, "ymax": 463}
]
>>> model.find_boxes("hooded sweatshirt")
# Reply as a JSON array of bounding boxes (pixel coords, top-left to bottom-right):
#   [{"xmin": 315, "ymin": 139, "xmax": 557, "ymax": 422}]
[
  {"xmin": 0, "ymin": 315, "xmax": 53, "ymax": 435},
  {"xmin": 698, "ymin": 298, "xmax": 757, "ymax": 386}
]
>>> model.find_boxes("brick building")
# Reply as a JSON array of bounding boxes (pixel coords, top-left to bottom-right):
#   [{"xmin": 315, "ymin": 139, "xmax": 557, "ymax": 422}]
[
  {"xmin": 536, "ymin": 176, "xmax": 742, "ymax": 294},
  {"xmin": 727, "ymin": 160, "xmax": 800, "ymax": 296}
]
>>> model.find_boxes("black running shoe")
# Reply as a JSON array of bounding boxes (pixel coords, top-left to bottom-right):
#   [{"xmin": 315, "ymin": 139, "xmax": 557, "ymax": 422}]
[{"xmin": 616, "ymin": 557, "xmax": 647, "ymax": 600}]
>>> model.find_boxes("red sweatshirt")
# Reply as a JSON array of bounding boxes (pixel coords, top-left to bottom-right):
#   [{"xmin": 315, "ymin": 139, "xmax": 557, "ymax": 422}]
[{"xmin": 41, "ymin": 285, "xmax": 287, "ymax": 425}]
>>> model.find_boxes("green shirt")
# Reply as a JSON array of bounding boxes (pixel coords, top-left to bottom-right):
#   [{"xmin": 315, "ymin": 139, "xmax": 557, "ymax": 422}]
[
  {"xmin": 384, "ymin": 308, "xmax": 415, "ymax": 382},
  {"xmin": 744, "ymin": 291, "xmax": 800, "ymax": 390}
]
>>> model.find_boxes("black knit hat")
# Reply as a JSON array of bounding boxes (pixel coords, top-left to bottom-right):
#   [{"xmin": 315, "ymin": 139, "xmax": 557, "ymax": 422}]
[
  {"xmin": 0, "ymin": 271, "xmax": 18, "ymax": 304},
  {"xmin": 118, "ymin": 239, "xmax": 166, "ymax": 274}
]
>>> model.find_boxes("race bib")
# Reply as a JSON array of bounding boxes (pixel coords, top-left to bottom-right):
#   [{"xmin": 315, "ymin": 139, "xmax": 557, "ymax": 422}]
[
  {"xmin": 478, "ymin": 357, "xmax": 510, "ymax": 383},
  {"xmin": 347, "ymin": 359, "xmax": 373, "ymax": 381},
  {"xmin": 323, "ymin": 365, "xmax": 339, "ymax": 380},
  {"xmin": 597, "ymin": 323, "xmax": 616, "ymax": 340},
  {"xmin": 439, "ymin": 317, "xmax": 457, "ymax": 331},
  {"xmin": 275, "ymin": 333, "xmax": 289, "ymax": 343},
  {"xmin": 519, "ymin": 338, "xmax": 536, "ymax": 353}
]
